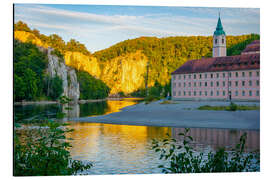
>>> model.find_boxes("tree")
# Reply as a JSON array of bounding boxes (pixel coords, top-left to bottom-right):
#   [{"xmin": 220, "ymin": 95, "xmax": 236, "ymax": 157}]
[
  {"xmin": 14, "ymin": 74, "xmax": 26, "ymax": 101},
  {"xmin": 23, "ymin": 68, "xmax": 38, "ymax": 100}
]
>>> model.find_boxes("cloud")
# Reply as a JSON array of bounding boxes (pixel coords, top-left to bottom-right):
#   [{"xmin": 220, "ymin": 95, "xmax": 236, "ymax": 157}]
[{"xmin": 14, "ymin": 4, "xmax": 260, "ymax": 52}]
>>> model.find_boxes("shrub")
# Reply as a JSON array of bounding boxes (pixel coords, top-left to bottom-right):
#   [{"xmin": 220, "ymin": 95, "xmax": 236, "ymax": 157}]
[{"xmin": 152, "ymin": 128, "xmax": 259, "ymax": 173}]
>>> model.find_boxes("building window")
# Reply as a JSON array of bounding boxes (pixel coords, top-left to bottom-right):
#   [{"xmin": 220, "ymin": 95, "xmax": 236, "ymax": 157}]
[
  {"xmin": 184, "ymin": 75, "xmax": 186, "ymax": 79},
  {"xmin": 173, "ymin": 75, "xmax": 175, "ymax": 80},
  {"xmin": 205, "ymin": 74, "xmax": 207, "ymax": 78},
  {"xmin": 210, "ymin": 91, "xmax": 213, "ymax": 96},
  {"xmin": 217, "ymin": 91, "xmax": 219, "ymax": 96},
  {"xmin": 249, "ymin": 71, "xmax": 252, "ymax": 77},
  {"xmin": 194, "ymin": 74, "xmax": 196, "ymax": 79},
  {"xmin": 256, "ymin": 90, "xmax": 259, "ymax": 96},
  {"xmin": 173, "ymin": 91, "xmax": 176, "ymax": 96},
  {"xmin": 199, "ymin": 82, "xmax": 202, "ymax": 87},
  {"xmin": 178, "ymin": 91, "xmax": 181, "ymax": 96},
  {"xmin": 249, "ymin": 81, "xmax": 252, "ymax": 86},
  {"xmin": 205, "ymin": 91, "xmax": 208, "ymax": 96},
  {"xmin": 223, "ymin": 91, "xmax": 226, "ymax": 96},
  {"xmin": 215, "ymin": 39, "xmax": 218, "ymax": 44},
  {"xmin": 223, "ymin": 81, "xmax": 225, "ymax": 87},
  {"xmin": 189, "ymin": 91, "xmax": 191, "ymax": 96},
  {"xmin": 235, "ymin": 91, "xmax": 238, "ymax": 96},
  {"xmin": 194, "ymin": 82, "xmax": 196, "ymax": 87},
  {"xmin": 256, "ymin": 71, "xmax": 259, "ymax": 77},
  {"xmin": 229, "ymin": 81, "xmax": 231, "ymax": 87},
  {"xmin": 189, "ymin": 82, "xmax": 191, "ymax": 87},
  {"xmin": 199, "ymin": 74, "xmax": 202, "ymax": 79},
  {"xmin": 229, "ymin": 72, "xmax": 232, "ymax": 77},
  {"xmin": 178, "ymin": 83, "xmax": 181, "ymax": 87},
  {"xmin": 205, "ymin": 82, "xmax": 207, "ymax": 87},
  {"xmin": 173, "ymin": 83, "xmax": 176, "ymax": 88},
  {"xmin": 249, "ymin": 91, "xmax": 252, "ymax": 96},
  {"xmin": 199, "ymin": 91, "xmax": 202, "ymax": 96},
  {"xmin": 235, "ymin": 81, "xmax": 238, "ymax": 87},
  {"xmin": 242, "ymin": 81, "xmax": 245, "ymax": 86},
  {"xmin": 223, "ymin": 73, "xmax": 225, "ymax": 78},
  {"xmin": 242, "ymin": 72, "xmax": 245, "ymax": 77},
  {"xmin": 184, "ymin": 83, "xmax": 186, "ymax": 87},
  {"xmin": 216, "ymin": 81, "xmax": 219, "ymax": 87},
  {"xmin": 184, "ymin": 91, "xmax": 186, "ymax": 96},
  {"xmin": 189, "ymin": 74, "xmax": 191, "ymax": 79},
  {"xmin": 211, "ymin": 73, "xmax": 213, "ymax": 78},
  {"xmin": 211, "ymin": 82, "xmax": 213, "ymax": 87},
  {"xmin": 222, "ymin": 38, "xmax": 224, "ymax": 44},
  {"xmin": 194, "ymin": 91, "xmax": 196, "ymax": 96},
  {"xmin": 236, "ymin": 72, "xmax": 238, "ymax": 77},
  {"xmin": 242, "ymin": 91, "xmax": 245, "ymax": 96},
  {"xmin": 216, "ymin": 73, "xmax": 219, "ymax": 78},
  {"xmin": 256, "ymin": 80, "xmax": 259, "ymax": 86},
  {"xmin": 178, "ymin": 75, "xmax": 181, "ymax": 79}
]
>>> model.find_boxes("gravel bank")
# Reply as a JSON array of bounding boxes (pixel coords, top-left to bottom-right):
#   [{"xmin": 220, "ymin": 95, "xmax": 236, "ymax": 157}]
[{"xmin": 71, "ymin": 100, "xmax": 260, "ymax": 130}]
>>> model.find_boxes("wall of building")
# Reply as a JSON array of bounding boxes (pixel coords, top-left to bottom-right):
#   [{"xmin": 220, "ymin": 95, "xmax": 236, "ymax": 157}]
[{"xmin": 171, "ymin": 69, "xmax": 260, "ymax": 101}]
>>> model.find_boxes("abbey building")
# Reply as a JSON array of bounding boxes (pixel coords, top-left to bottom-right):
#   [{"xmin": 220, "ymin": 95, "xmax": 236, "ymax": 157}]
[{"xmin": 171, "ymin": 15, "xmax": 260, "ymax": 101}]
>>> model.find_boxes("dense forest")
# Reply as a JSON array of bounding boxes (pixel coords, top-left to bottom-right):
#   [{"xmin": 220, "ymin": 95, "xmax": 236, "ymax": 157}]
[
  {"xmin": 14, "ymin": 21, "xmax": 260, "ymax": 98},
  {"xmin": 76, "ymin": 71, "xmax": 110, "ymax": 100},
  {"xmin": 14, "ymin": 40, "xmax": 63, "ymax": 101}
]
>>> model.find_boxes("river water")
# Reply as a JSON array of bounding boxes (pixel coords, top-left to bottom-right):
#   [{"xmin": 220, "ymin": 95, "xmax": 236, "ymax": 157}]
[{"xmin": 14, "ymin": 99, "xmax": 260, "ymax": 174}]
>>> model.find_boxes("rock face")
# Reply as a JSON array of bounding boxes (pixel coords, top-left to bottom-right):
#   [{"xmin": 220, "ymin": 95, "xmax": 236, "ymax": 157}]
[{"xmin": 47, "ymin": 47, "xmax": 80, "ymax": 102}]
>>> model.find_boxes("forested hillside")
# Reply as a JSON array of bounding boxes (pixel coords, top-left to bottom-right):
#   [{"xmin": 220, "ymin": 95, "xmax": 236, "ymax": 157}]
[{"xmin": 14, "ymin": 21, "xmax": 260, "ymax": 97}]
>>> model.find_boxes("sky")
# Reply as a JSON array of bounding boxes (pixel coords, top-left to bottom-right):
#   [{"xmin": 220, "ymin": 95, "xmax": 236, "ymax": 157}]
[{"xmin": 14, "ymin": 4, "xmax": 260, "ymax": 53}]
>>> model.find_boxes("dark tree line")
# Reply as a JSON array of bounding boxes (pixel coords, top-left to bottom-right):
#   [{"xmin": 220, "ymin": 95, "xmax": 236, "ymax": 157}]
[{"xmin": 14, "ymin": 40, "xmax": 63, "ymax": 101}]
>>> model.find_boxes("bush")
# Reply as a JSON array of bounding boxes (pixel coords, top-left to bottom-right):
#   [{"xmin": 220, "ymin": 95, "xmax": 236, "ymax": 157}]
[
  {"xmin": 152, "ymin": 128, "xmax": 260, "ymax": 173},
  {"xmin": 14, "ymin": 96, "xmax": 93, "ymax": 176},
  {"xmin": 229, "ymin": 102, "xmax": 237, "ymax": 111}
]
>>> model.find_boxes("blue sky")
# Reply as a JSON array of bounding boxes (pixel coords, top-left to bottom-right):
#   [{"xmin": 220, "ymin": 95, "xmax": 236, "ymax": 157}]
[{"xmin": 14, "ymin": 4, "xmax": 260, "ymax": 52}]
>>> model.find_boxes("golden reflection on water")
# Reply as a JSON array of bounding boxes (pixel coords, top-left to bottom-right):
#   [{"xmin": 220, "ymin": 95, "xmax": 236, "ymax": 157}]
[
  {"xmin": 66, "ymin": 122, "xmax": 171, "ymax": 162},
  {"xmin": 91, "ymin": 99, "xmax": 139, "ymax": 117}
]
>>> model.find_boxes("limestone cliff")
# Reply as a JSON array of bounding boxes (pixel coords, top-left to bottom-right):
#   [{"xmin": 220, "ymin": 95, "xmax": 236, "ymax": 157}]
[
  {"xmin": 99, "ymin": 51, "xmax": 148, "ymax": 94},
  {"xmin": 47, "ymin": 47, "xmax": 80, "ymax": 102},
  {"xmin": 14, "ymin": 30, "xmax": 150, "ymax": 95}
]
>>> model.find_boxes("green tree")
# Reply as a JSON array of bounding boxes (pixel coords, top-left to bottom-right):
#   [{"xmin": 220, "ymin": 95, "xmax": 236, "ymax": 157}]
[
  {"xmin": 14, "ymin": 74, "xmax": 26, "ymax": 101},
  {"xmin": 23, "ymin": 68, "xmax": 38, "ymax": 100},
  {"xmin": 76, "ymin": 71, "xmax": 110, "ymax": 100}
]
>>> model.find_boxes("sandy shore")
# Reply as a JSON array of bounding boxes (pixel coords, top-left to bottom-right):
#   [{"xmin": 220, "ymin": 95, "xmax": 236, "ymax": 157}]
[{"xmin": 71, "ymin": 100, "xmax": 260, "ymax": 130}]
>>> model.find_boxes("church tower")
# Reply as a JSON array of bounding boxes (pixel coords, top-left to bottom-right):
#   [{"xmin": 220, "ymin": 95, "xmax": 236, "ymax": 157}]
[{"xmin": 213, "ymin": 13, "xmax": 226, "ymax": 57}]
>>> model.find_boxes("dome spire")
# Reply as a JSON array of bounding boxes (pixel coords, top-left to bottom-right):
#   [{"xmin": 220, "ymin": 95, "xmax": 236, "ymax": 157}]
[{"xmin": 214, "ymin": 12, "xmax": 225, "ymax": 36}]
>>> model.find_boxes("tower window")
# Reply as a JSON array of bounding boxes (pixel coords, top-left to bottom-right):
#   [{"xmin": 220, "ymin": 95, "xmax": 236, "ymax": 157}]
[
  {"xmin": 215, "ymin": 39, "xmax": 218, "ymax": 44},
  {"xmin": 222, "ymin": 38, "xmax": 224, "ymax": 44}
]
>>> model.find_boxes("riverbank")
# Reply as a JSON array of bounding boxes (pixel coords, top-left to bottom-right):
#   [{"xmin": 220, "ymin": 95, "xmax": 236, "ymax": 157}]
[
  {"xmin": 72, "ymin": 100, "xmax": 260, "ymax": 130},
  {"xmin": 14, "ymin": 97, "xmax": 145, "ymax": 106}
]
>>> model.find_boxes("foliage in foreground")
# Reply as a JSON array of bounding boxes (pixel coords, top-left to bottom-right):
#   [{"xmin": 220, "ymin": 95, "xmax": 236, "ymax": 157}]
[
  {"xmin": 198, "ymin": 102, "xmax": 259, "ymax": 111},
  {"xmin": 152, "ymin": 128, "xmax": 260, "ymax": 173},
  {"xmin": 14, "ymin": 96, "xmax": 93, "ymax": 176},
  {"xmin": 14, "ymin": 120, "xmax": 92, "ymax": 176}
]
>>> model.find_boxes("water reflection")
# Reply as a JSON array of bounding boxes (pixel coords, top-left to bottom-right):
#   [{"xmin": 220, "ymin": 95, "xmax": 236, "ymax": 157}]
[
  {"xmin": 172, "ymin": 128, "xmax": 259, "ymax": 151},
  {"xmin": 14, "ymin": 99, "xmax": 141, "ymax": 122},
  {"xmin": 65, "ymin": 122, "xmax": 259, "ymax": 174}
]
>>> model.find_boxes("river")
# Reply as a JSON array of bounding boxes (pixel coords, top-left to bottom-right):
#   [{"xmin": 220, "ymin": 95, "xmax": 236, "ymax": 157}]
[{"xmin": 14, "ymin": 98, "xmax": 260, "ymax": 174}]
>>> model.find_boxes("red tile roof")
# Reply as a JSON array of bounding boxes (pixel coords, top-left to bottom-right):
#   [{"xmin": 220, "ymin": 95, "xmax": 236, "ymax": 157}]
[
  {"xmin": 242, "ymin": 40, "xmax": 260, "ymax": 54},
  {"xmin": 172, "ymin": 40, "xmax": 260, "ymax": 75}
]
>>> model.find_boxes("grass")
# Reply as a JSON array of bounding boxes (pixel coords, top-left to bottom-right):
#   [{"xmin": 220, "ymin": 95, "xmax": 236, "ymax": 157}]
[
  {"xmin": 198, "ymin": 103, "xmax": 259, "ymax": 111},
  {"xmin": 160, "ymin": 100, "xmax": 178, "ymax": 104}
]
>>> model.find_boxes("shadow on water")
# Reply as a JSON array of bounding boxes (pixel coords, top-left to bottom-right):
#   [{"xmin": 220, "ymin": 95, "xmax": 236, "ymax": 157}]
[{"xmin": 14, "ymin": 99, "xmax": 141, "ymax": 122}]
